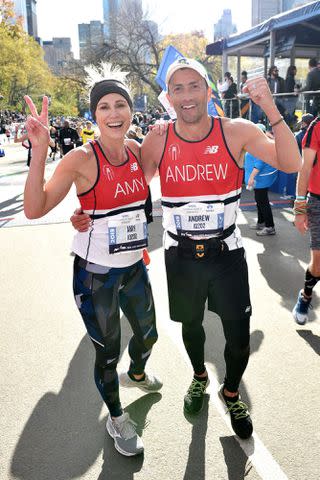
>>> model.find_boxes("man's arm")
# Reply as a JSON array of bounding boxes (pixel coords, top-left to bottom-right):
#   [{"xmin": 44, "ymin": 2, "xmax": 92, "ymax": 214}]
[
  {"xmin": 140, "ymin": 129, "xmax": 167, "ymax": 184},
  {"xmin": 294, "ymin": 147, "xmax": 316, "ymax": 234},
  {"xmin": 242, "ymin": 78, "xmax": 301, "ymax": 173}
]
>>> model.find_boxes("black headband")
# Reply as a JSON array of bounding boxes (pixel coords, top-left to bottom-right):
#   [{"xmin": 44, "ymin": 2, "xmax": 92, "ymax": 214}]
[{"xmin": 90, "ymin": 79, "xmax": 133, "ymax": 120}]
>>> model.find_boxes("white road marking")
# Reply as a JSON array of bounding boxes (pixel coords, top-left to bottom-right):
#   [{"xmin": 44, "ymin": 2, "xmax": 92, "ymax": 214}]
[{"xmin": 160, "ymin": 315, "xmax": 288, "ymax": 480}]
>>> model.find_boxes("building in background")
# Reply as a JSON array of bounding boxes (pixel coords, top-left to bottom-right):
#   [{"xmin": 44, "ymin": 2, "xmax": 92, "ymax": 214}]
[
  {"xmin": 26, "ymin": 0, "xmax": 38, "ymax": 38},
  {"xmin": 103, "ymin": 0, "xmax": 121, "ymax": 40},
  {"xmin": 78, "ymin": 21, "xmax": 104, "ymax": 61},
  {"xmin": 214, "ymin": 9, "xmax": 237, "ymax": 41},
  {"xmin": 252, "ymin": 0, "xmax": 312, "ymax": 26},
  {"xmin": 12, "ymin": 0, "xmax": 28, "ymax": 32},
  {"xmin": 43, "ymin": 38, "xmax": 74, "ymax": 75}
]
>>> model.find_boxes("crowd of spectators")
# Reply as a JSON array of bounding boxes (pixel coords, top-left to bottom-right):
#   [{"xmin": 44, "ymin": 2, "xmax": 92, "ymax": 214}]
[{"xmin": 219, "ymin": 57, "xmax": 320, "ymax": 127}]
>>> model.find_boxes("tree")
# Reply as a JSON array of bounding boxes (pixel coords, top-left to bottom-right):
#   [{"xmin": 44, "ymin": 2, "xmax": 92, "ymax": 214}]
[
  {"xmin": 160, "ymin": 31, "xmax": 221, "ymax": 83},
  {"xmin": 84, "ymin": 3, "xmax": 221, "ymax": 100}
]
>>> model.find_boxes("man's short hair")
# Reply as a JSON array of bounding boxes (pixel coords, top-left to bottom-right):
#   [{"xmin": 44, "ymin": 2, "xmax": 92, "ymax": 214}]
[
  {"xmin": 309, "ymin": 58, "xmax": 317, "ymax": 68},
  {"xmin": 241, "ymin": 71, "xmax": 247, "ymax": 77}
]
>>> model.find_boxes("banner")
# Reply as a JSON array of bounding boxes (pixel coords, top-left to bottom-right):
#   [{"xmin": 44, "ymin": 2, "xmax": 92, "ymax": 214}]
[{"xmin": 156, "ymin": 45, "xmax": 224, "ymax": 117}]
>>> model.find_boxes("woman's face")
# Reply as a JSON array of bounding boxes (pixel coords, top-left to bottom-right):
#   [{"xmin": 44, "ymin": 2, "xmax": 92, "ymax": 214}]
[{"xmin": 95, "ymin": 93, "xmax": 132, "ymax": 140}]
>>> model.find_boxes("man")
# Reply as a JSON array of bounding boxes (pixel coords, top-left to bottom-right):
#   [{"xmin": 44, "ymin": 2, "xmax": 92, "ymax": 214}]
[
  {"xmin": 267, "ymin": 65, "xmax": 286, "ymax": 117},
  {"xmin": 301, "ymin": 58, "xmax": 320, "ymax": 116},
  {"xmin": 240, "ymin": 71, "xmax": 249, "ymax": 119},
  {"xmin": 71, "ymin": 58, "xmax": 301, "ymax": 439},
  {"xmin": 295, "ymin": 113, "xmax": 314, "ymax": 153},
  {"xmin": 59, "ymin": 120, "xmax": 79, "ymax": 157},
  {"xmin": 293, "ymin": 116, "xmax": 320, "ymax": 325}
]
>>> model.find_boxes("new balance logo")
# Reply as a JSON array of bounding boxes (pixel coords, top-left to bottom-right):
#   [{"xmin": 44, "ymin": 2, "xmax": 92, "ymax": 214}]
[
  {"xmin": 204, "ymin": 145, "xmax": 219, "ymax": 154},
  {"xmin": 130, "ymin": 162, "xmax": 139, "ymax": 172},
  {"xmin": 245, "ymin": 306, "xmax": 251, "ymax": 313}
]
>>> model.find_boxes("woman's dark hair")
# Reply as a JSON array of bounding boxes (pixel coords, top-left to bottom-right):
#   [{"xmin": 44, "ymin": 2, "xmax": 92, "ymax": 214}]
[{"xmin": 286, "ymin": 65, "xmax": 296, "ymax": 78}]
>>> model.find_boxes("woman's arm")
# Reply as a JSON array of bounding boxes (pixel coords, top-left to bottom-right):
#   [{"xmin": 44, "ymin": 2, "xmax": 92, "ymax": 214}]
[{"xmin": 23, "ymin": 96, "xmax": 77, "ymax": 219}]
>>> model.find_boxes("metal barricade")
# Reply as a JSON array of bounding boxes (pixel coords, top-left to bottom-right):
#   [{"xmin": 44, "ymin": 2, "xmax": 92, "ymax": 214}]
[{"xmin": 220, "ymin": 90, "xmax": 320, "ymax": 121}]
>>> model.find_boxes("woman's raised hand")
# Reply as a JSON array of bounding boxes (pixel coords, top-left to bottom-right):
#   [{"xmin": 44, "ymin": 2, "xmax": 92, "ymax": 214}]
[{"xmin": 24, "ymin": 95, "xmax": 50, "ymax": 148}]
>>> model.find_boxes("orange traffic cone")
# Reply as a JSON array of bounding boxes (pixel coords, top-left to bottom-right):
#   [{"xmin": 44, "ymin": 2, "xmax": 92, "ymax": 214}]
[{"xmin": 143, "ymin": 248, "xmax": 151, "ymax": 266}]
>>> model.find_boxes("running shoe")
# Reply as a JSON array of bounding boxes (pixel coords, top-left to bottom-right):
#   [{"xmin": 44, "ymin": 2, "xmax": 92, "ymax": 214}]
[
  {"xmin": 218, "ymin": 385, "xmax": 253, "ymax": 439},
  {"xmin": 292, "ymin": 290, "xmax": 312, "ymax": 325},
  {"xmin": 256, "ymin": 226, "xmax": 276, "ymax": 236},
  {"xmin": 119, "ymin": 372, "xmax": 163, "ymax": 392},
  {"xmin": 106, "ymin": 412, "xmax": 144, "ymax": 456},
  {"xmin": 249, "ymin": 222, "xmax": 265, "ymax": 230},
  {"xmin": 184, "ymin": 377, "xmax": 210, "ymax": 415}
]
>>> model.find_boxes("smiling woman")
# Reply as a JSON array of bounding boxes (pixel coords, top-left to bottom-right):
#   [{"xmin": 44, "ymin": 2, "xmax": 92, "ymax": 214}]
[{"xmin": 23, "ymin": 77, "xmax": 162, "ymax": 457}]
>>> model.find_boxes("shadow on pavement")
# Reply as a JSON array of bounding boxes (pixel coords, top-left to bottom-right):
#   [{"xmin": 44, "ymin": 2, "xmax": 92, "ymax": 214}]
[
  {"xmin": 240, "ymin": 209, "xmax": 316, "ymax": 317},
  {"xmin": 10, "ymin": 336, "xmax": 104, "ymax": 480},
  {"xmin": 204, "ymin": 309, "xmax": 264, "ymax": 410},
  {"xmin": 11, "ymin": 307, "xmax": 161, "ymax": 480},
  {"xmin": 0, "ymin": 194, "xmax": 24, "ymax": 218},
  {"xmin": 297, "ymin": 329, "xmax": 320, "ymax": 356},
  {"xmin": 183, "ymin": 395, "xmax": 209, "ymax": 480},
  {"xmin": 220, "ymin": 436, "xmax": 253, "ymax": 479},
  {"xmin": 99, "ymin": 393, "xmax": 162, "ymax": 479}
]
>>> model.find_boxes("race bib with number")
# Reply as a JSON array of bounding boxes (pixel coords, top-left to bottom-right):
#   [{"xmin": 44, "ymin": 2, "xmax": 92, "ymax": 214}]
[
  {"xmin": 108, "ymin": 210, "xmax": 148, "ymax": 254},
  {"xmin": 63, "ymin": 138, "xmax": 71, "ymax": 145},
  {"xmin": 173, "ymin": 202, "xmax": 224, "ymax": 237}
]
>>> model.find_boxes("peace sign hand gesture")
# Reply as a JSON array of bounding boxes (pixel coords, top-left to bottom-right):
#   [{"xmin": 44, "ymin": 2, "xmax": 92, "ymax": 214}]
[{"xmin": 24, "ymin": 95, "xmax": 50, "ymax": 149}]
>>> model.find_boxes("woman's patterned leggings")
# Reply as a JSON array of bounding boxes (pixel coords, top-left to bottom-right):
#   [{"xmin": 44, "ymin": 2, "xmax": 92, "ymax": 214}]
[{"xmin": 73, "ymin": 255, "xmax": 158, "ymax": 417}]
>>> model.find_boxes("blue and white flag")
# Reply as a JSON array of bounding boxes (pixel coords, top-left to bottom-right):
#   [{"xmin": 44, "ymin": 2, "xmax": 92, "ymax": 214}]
[
  {"xmin": 155, "ymin": 45, "xmax": 184, "ymax": 91},
  {"xmin": 156, "ymin": 45, "xmax": 223, "ymax": 117}
]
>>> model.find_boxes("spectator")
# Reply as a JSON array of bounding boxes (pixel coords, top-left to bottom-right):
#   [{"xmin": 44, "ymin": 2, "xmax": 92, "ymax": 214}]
[
  {"xmin": 244, "ymin": 124, "xmax": 278, "ymax": 236},
  {"xmin": 59, "ymin": 120, "xmax": 79, "ymax": 157},
  {"xmin": 267, "ymin": 65, "xmax": 286, "ymax": 116},
  {"xmin": 223, "ymin": 76, "xmax": 239, "ymax": 118},
  {"xmin": 80, "ymin": 121, "xmax": 95, "ymax": 144},
  {"xmin": 300, "ymin": 58, "xmax": 320, "ymax": 116},
  {"xmin": 239, "ymin": 71, "xmax": 250, "ymax": 119},
  {"xmin": 295, "ymin": 113, "xmax": 315, "ymax": 153},
  {"xmin": 284, "ymin": 65, "xmax": 298, "ymax": 127}
]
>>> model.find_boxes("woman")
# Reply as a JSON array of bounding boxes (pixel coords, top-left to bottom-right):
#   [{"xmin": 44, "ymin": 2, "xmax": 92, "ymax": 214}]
[
  {"xmin": 244, "ymin": 124, "xmax": 278, "ymax": 236},
  {"xmin": 23, "ymin": 78, "xmax": 161, "ymax": 457},
  {"xmin": 284, "ymin": 65, "xmax": 298, "ymax": 127}
]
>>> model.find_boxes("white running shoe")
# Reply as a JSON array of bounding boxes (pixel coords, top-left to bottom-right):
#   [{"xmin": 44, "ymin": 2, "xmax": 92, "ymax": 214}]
[
  {"xmin": 119, "ymin": 372, "xmax": 163, "ymax": 392},
  {"xmin": 292, "ymin": 290, "xmax": 312, "ymax": 325},
  {"xmin": 106, "ymin": 412, "xmax": 144, "ymax": 456}
]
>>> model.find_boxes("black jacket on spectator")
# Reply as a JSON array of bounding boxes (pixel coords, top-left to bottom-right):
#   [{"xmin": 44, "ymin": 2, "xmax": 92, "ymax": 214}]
[{"xmin": 59, "ymin": 127, "xmax": 79, "ymax": 155}]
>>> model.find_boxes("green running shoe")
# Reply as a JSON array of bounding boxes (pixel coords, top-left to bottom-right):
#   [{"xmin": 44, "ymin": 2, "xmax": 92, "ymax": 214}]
[
  {"xmin": 184, "ymin": 377, "xmax": 210, "ymax": 415},
  {"xmin": 219, "ymin": 385, "xmax": 253, "ymax": 439}
]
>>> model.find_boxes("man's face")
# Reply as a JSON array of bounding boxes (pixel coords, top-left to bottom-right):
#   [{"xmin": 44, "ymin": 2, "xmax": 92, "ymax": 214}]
[
  {"xmin": 167, "ymin": 68, "xmax": 210, "ymax": 125},
  {"xmin": 272, "ymin": 68, "xmax": 279, "ymax": 78}
]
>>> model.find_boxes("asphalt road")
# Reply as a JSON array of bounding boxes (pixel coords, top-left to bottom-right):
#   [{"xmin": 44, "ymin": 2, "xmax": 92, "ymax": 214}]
[{"xmin": 1, "ymin": 144, "xmax": 319, "ymax": 480}]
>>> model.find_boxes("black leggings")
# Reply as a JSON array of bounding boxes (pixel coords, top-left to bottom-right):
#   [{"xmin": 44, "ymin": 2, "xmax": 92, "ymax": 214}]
[
  {"xmin": 254, "ymin": 187, "xmax": 274, "ymax": 228},
  {"xmin": 73, "ymin": 256, "xmax": 158, "ymax": 417},
  {"xmin": 182, "ymin": 318, "xmax": 250, "ymax": 392},
  {"xmin": 165, "ymin": 247, "xmax": 251, "ymax": 392}
]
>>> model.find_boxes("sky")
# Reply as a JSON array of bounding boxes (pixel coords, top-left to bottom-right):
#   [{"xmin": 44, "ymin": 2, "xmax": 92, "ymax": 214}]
[{"xmin": 36, "ymin": 0, "xmax": 252, "ymax": 59}]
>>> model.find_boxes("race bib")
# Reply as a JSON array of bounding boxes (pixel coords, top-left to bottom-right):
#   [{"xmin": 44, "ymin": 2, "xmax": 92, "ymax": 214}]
[
  {"xmin": 173, "ymin": 202, "xmax": 224, "ymax": 237},
  {"xmin": 64, "ymin": 138, "xmax": 71, "ymax": 145},
  {"xmin": 108, "ymin": 210, "xmax": 148, "ymax": 254}
]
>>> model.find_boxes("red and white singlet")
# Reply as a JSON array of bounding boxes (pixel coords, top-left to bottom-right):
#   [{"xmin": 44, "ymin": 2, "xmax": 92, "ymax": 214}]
[
  {"xmin": 302, "ymin": 117, "xmax": 320, "ymax": 196},
  {"xmin": 72, "ymin": 141, "xmax": 148, "ymax": 267},
  {"xmin": 159, "ymin": 117, "xmax": 244, "ymax": 250}
]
